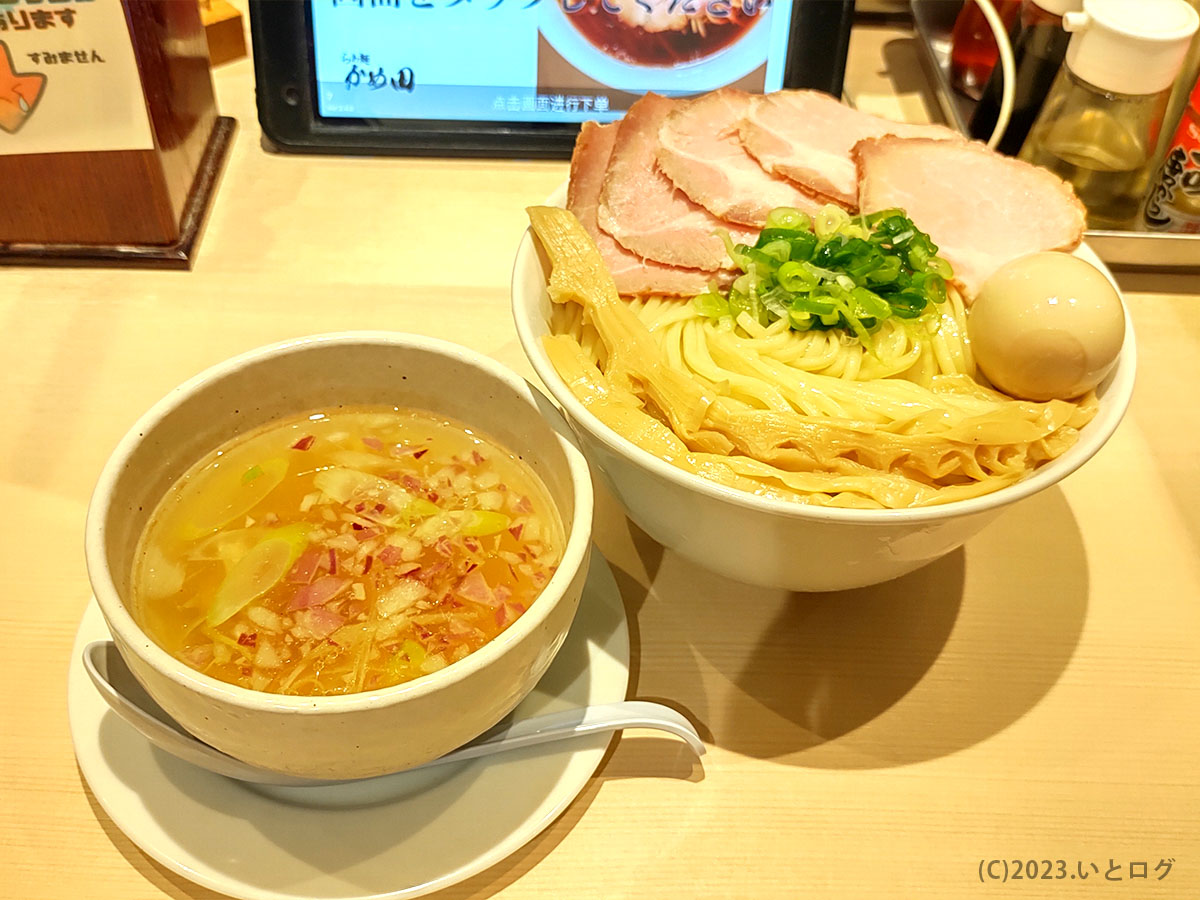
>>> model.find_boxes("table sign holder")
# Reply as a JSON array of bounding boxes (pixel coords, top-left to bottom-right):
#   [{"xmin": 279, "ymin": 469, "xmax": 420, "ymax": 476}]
[{"xmin": 0, "ymin": 0, "xmax": 235, "ymax": 269}]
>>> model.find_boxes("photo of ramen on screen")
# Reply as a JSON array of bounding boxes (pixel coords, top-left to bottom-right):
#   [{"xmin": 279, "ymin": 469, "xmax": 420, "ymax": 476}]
[{"xmin": 559, "ymin": 0, "xmax": 768, "ymax": 68}]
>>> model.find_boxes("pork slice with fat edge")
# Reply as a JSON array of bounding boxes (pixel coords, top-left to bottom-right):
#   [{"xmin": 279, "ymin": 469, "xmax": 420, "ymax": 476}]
[
  {"xmin": 656, "ymin": 87, "xmax": 826, "ymax": 227},
  {"xmin": 740, "ymin": 90, "xmax": 963, "ymax": 209},
  {"xmin": 853, "ymin": 135, "xmax": 1087, "ymax": 299},
  {"xmin": 598, "ymin": 92, "xmax": 755, "ymax": 271},
  {"xmin": 568, "ymin": 120, "xmax": 721, "ymax": 296}
]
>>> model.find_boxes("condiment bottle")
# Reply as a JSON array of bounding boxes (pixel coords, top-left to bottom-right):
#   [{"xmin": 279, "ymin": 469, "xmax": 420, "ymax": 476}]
[
  {"xmin": 1018, "ymin": 0, "xmax": 1200, "ymax": 230},
  {"xmin": 969, "ymin": 0, "xmax": 1083, "ymax": 155},
  {"xmin": 950, "ymin": 0, "xmax": 1023, "ymax": 101},
  {"xmin": 1143, "ymin": 73, "xmax": 1200, "ymax": 231},
  {"xmin": 1155, "ymin": 0, "xmax": 1200, "ymax": 162}
]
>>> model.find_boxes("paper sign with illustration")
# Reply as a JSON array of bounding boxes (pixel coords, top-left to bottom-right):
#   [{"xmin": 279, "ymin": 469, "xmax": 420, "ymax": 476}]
[
  {"xmin": 0, "ymin": 0, "xmax": 153, "ymax": 156},
  {"xmin": 0, "ymin": 40, "xmax": 46, "ymax": 133}
]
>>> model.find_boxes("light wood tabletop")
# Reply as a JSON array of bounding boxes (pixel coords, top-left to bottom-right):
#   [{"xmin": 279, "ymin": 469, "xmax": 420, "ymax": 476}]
[{"xmin": 2, "ymin": 19, "xmax": 1199, "ymax": 900}]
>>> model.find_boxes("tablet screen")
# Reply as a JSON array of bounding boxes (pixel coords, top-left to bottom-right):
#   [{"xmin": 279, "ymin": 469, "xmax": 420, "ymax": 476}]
[{"xmin": 310, "ymin": 0, "xmax": 796, "ymax": 124}]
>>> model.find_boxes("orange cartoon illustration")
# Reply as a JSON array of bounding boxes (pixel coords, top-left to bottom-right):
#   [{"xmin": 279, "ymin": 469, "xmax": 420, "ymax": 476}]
[{"xmin": 0, "ymin": 40, "xmax": 47, "ymax": 135}]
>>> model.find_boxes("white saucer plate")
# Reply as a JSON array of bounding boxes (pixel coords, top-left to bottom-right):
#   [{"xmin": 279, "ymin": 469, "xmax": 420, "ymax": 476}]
[{"xmin": 69, "ymin": 550, "xmax": 630, "ymax": 900}]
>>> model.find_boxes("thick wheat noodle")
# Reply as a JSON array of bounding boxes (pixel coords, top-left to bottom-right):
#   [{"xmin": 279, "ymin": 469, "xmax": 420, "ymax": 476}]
[{"xmin": 529, "ymin": 206, "xmax": 1098, "ymax": 509}]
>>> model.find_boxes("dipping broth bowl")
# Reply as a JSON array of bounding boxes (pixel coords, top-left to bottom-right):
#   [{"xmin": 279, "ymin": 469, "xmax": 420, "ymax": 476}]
[{"xmin": 85, "ymin": 332, "xmax": 594, "ymax": 780}]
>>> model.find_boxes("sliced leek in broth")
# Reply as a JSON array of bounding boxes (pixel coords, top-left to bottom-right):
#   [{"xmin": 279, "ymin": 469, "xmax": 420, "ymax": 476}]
[{"xmin": 131, "ymin": 407, "xmax": 563, "ymax": 696}]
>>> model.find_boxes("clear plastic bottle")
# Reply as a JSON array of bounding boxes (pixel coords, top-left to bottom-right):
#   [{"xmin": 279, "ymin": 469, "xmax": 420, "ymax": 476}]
[
  {"xmin": 969, "ymin": 0, "xmax": 1082, "ymax": 155},
  {"xmin": 1018, "ymin": 0, "xmax": 1199, "ymax": 230}
]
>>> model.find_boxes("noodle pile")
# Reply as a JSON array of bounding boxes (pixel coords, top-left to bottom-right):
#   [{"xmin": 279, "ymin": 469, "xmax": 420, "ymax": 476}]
[{"xmin": 529, "ymin": 207, "xmax": 1098, "ymax": 509}]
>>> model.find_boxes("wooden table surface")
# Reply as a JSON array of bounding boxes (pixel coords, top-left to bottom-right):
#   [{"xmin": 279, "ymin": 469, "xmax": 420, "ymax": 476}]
[{"xmin": 3, "ymin": 21, "xmax": 1199, "ymax": 900}]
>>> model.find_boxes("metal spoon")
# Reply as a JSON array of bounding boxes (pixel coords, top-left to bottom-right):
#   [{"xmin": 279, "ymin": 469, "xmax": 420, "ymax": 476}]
[{"xmin": 83, "ymin": 640, "xmax": 704, "ymax": 787}]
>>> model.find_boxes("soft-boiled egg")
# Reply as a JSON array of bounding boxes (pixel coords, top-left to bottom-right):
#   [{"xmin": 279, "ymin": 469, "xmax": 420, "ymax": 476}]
[{"xmin": 968, "ymin": 253, "xmax": 1125, "ymax": 402}]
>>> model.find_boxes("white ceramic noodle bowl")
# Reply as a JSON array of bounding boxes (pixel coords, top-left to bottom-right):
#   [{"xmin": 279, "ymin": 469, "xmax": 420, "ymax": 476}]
[
  {"xmin": 86, "ymin": 332, "xmax": 594, "ymax": 780},
  {"xmin": 510, "ymin": 195, "xmax": 1136, "ymax": 592}
]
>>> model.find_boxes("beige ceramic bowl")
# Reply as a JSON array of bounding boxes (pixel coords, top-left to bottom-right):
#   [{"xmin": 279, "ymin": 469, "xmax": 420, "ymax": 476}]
[
  {"xmin": 86, "ymin": 332, "xmax": 594, "ymax": 780},
  {"xmin": 511, "ymin": 224, "xmax": 1135, "ymax": 593}
]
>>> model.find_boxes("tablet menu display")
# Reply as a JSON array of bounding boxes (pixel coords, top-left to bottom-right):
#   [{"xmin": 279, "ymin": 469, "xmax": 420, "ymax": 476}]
[{"xmin": 310, "ymin": 0, "xmax": 797, "ymax": 124}]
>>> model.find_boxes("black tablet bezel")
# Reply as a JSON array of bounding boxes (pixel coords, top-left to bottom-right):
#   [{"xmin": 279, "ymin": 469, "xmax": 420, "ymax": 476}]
[{"xmin": 249, "ymin": 0, "xmax": 855, "ymax": 158}]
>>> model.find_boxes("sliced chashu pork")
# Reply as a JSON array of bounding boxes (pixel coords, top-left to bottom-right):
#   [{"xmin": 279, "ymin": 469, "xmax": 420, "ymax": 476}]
[
  {"xmin": 854, "ymin": 136, "xmax": 1087, "ymax": 299},
  {"xmin": 740, "ymin": 90, "xmax": 963, "ymax": 209},
  {"xmin": 568, "ymin": 121, "xmax": 716, "ymax": 297},
  {"xmin": 656, "ymin": 88, "xmax": 827, "ymax": 227},
  {"xmin": 598, "ymin": 92, "xmax": 755, "ymax": 271}
]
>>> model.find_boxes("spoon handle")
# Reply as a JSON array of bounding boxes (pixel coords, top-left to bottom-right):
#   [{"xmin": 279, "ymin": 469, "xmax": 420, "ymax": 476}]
[{"xmin": 429, "ymin": 700, "xmax": 706, "ymax": 769}]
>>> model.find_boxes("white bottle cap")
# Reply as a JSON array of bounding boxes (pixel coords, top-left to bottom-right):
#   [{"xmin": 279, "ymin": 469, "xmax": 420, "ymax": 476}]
[
  {"xmin": 1032, "ymin": 0, "xmax": 1083, "ymax": 18},
  {"xmin": 1063, "ymin": 0, "xmax": 1199, "ymax": 95}
]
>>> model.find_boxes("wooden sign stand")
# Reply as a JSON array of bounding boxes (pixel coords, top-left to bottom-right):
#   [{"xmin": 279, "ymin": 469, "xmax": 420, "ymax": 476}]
[{"xmin": 0, "ymin": 0, "xmax": 235, "ymax": 269}]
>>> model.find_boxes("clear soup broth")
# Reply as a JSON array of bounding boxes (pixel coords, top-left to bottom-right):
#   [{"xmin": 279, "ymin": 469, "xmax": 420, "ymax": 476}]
[{"xmin": 132, "ymin": 407, "xmax": 563, "ymax": 696}]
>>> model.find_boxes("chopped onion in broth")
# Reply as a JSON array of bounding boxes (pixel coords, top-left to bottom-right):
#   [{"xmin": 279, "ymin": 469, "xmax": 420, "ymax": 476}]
[{"xmin": 131, "ymin": 407, "xmax": 563, "ymax": 696}]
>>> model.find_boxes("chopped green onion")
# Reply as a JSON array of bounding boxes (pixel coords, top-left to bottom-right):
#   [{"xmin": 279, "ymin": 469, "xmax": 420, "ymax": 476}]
[
  {"xmin": 759, "ymin": 286, "xmax": 793, "ymax": 319},
  {"xmin": 786, "ymin": 232, "xmax": 818, "ymax": 261},
  {"xmin": 907, "ymin": 244, "xmax": 931, "ymax": 269},
  {"xmin": 889, "ymin": 290, "xmax": 928, "ymax": 318},
  {"xmin": 792, "ymin": 294, "xmax": 838, "ymax": 317},
  {"xmin": 927, "ymin": 256, "xmax": 953, "ymax": 279},
  {"xmin": 699, "ymin": 204, "xmax": 955, "ymax": 342},
  {"xmin": 788, "ymin": 309, "xmax": 814, "ymax": 331},
  {"xmin": 850, "ymin": 287, "xmax": 891, "ymax": 320},
  {"xmin": 765, "ymin": 207, "xmax": 812, "ymax": 231},
  {"xmin": 241, "ymin": 465, "xmax": 264, "ymax": 484},
  {"xmin": 925, "ymin": 274, "xmax": 947, "ymax": 304},
  {"xmin": 693, "ymin": 292, "xmax": 731, "ymax": 320},
  {"xmin": 718, "ymin": 230, "xmax": 747, "ymax": 270},
  {"xmin": 866, "ymin": 207, "xmax": 906, "ymax": 226},
  {"xmin": 728, "ymin": 290, "xmax": 764, "ymax": 327},
  {"xmin": 757, "ymin": 227, "xmax": 805, "ymax": 247},
  {"xmin": 866, "ymin": 256, "xmax": 902, "ymax": 284},
  {"xmin": 777, "ymin": 260, "xmax": 817, "ymax": 292},
  {"xmin": 740, "ymin": 246, "xmax": 783, "ymax": 272},
  {"xmin": 758, "ymin": 239, "xmax": 793, "ymax": 263}
]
